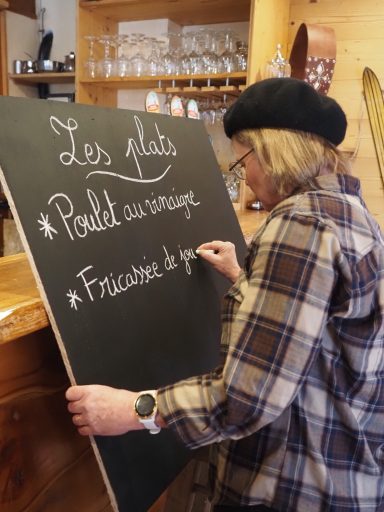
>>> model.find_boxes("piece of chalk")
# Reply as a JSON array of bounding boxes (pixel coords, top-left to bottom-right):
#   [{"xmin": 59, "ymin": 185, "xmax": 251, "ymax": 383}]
[{"xmin": 195, "ymin": 249, "xmax": 219, "ymax": 255}]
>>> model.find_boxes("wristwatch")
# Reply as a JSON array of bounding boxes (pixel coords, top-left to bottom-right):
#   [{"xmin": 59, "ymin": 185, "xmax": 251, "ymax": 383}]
[{"xmin": 134, "ymin": 390, "xmax": 161, "ymax": 435}]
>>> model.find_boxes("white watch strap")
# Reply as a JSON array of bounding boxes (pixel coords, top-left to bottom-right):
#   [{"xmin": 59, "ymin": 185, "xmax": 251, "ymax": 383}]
[
  {"xmin": 136, "ymin": 390, "xmax": 161, "ymax": 435},
  {"xmin": 141, "ymin": 417, "xmax": 161, "ymax": 435}
]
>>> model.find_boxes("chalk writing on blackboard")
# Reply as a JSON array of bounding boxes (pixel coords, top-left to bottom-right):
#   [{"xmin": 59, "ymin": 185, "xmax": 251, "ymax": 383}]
[
  {"xmin": 50, "ymin": 116, "xmax": 112, "ymax": 167},
  {"xmin": 42, "ymin": 187, "xmax": 200, "ymax": 240},
  {"xmin": 37, "ymin": 113, "xmax": 202, "ymax": 313},
  {"xmin": 50, "ymin": 114, "xmax": 177, "ymax": 183},
  {"xmin": 69, "ymin": 243, "xmax": 198, "ymax": 309}
]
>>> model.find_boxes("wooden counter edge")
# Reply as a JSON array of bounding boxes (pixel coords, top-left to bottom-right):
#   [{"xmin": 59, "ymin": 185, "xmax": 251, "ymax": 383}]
[
  {"xmin": 0, "ymin": 252, "xmax": 49, "ymax": 344},
  {"xmin": 0, "ymin": 297, "xmax": 49, "ymax": 344}
]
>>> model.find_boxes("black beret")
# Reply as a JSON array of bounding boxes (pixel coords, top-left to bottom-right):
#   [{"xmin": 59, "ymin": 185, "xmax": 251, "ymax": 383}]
[{"xmin": 223, "ymin": 77, "xmax": 347, "ymax": 146}]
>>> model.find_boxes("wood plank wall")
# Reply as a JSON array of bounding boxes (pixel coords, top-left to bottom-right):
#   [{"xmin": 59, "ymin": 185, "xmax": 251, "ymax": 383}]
[
  {"xmin": 248, "ymin": 0, "xmax": 290, "ymax": 83},
  {"xmin": 289, "ymin": 0, "xmax": 384, "ymax": 229}
]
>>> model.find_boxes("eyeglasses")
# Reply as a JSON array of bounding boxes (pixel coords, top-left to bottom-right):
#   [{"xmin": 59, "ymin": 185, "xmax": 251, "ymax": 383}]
[{"xmin": 228, "ymin": 148, "xmax": 254, "ymax": 180}]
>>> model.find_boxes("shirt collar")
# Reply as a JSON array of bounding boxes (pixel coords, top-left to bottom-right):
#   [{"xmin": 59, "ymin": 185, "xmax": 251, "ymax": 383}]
[{"xmin": 296, "ymin": 173, "xmax": 362, "ymax": 198}]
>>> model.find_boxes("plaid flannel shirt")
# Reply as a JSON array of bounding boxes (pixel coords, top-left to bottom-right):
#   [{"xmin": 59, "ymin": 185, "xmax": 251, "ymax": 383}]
[{"xmin": 158, "ymin": 174, "xmax": 384, "ymax": 511}]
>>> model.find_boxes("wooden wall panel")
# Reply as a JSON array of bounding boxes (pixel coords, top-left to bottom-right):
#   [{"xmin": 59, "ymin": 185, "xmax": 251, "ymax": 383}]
[
  {"xmin": 288, "ymin": 0, "xmax": 384, "ymax": 228},
  {"xmin": 248, "ymin": 0, "xmax": 290, "ymax": 83},
  {"xmin": 76, "ymin": 5, "xmax": 118, "ymax": 106},
  {"xmin": 240, "ymin": 0, "xmax": 291, "ymax": 208}
]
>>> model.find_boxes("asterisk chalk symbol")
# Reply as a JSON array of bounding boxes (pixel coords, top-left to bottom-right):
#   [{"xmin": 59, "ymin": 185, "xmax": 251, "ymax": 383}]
[
  {"xmin": 38, "ymin": 213, "xmax": 58, "ymax": 240},
  {"xmin": 67, "ymin": 289, "xmax": 83, "ymax": 311}
]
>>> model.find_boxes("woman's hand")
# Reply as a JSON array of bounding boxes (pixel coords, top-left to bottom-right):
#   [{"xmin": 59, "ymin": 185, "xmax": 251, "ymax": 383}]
[
  {"xmin": 196, "ymin": 241, "xmax": 241, "ymax": 283},
  {"xmin": 66, "ymin": 384, "xmax": 142, "ymax": 436}
]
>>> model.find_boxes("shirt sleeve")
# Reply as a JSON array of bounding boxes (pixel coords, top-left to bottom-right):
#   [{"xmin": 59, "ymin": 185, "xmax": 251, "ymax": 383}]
[{"xmin": 157, "ymin": 212, "xmax": 341, "ymax": 448}]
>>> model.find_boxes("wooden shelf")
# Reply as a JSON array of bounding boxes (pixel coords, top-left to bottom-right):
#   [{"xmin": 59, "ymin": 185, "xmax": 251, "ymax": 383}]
[
  {"xmin": 9, "ymin": 72, "xmax": 75, "ymax": 85},
  {"xmin": 79, "ymin": 72, "xmax": 246, "ymax": 98},
  {"xmin": 79, "ymin": 0, "xmax": 251, "ymax": 26}
]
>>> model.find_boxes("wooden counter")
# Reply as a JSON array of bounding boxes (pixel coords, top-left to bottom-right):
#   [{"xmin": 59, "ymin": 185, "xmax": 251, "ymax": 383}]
[
  {"xmin": 0, "ymin": 208, "xmax": 266, "ymax": 512},
  {"xmin": 0, "ymin": 253, "xmax": 48, "ymax": 344},
  {"xmin": 237, "ymin": 207, "xmax": 267, "ymax": 242}
]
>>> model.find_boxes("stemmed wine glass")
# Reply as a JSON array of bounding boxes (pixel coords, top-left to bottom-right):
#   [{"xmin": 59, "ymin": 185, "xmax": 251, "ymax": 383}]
[
  {"xmin": 114, "ymin": 34, "xmax": 130, "ymax": 77},
  {"xmin": 199, "ymin": 29, "xmax": 219, "ymax": 75},
  {"xmin": 235, "ymin": 40, "xmax": 248, "ymax": 72},
  {"xmin": 177, "ymin": 33, "xmax": 191, "ymax": 75},
  {"xmin": 84, "ymin": 35, "xmax": 98, "ymax": 78},
  {"xmin": 147, "ymin": 37, "xmax": 163, "ymax": 76},
  {"xmin": 98, "ymin": 34, "xmax": 115, "ymax": 78},
  {"xmin": 130, "ymin": 33, "xmax": 147, "ymax": 76},
  {"xmin": 187, "ymin": 31, "xmax": 204, "ymax": 75},
  {"xmin": 162, "ymin": 33, "xmax": 178, "ymax": 76},
  {"xmin": 218, "ymin": 30, "xmax": 237, "ymax": 73},
  {"xmin": 215, "ymin": 94, "xmax": 229, "ymax": 124}
]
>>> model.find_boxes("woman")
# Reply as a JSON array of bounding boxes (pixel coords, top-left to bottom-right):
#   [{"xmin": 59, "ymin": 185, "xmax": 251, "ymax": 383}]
[{"xmin": 66, "ymin": 78, "xmax": 384, "ymax": 512}]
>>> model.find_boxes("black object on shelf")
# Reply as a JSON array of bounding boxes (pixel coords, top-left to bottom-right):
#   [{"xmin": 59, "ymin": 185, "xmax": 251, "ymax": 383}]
[{"xmin": 37, "ymin": 30, "xmax": 53, "ymax": 99}]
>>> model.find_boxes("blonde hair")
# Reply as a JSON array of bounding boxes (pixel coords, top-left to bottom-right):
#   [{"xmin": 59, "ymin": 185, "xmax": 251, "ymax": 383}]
[{"xmin": 234, "ymin": 128, "xmax": 351, "ymax": 196}]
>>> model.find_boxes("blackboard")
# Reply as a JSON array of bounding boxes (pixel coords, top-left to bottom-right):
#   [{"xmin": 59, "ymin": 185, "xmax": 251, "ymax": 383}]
[{"xmin": 0, "ymin": 96, "xmax": 246, "ymax": 512}]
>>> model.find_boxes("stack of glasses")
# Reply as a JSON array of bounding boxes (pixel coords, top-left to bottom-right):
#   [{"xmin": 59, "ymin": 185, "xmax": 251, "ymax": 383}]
[{"xmin": 83, "ymin": 29, "xmax": 248, "ymax": 78}]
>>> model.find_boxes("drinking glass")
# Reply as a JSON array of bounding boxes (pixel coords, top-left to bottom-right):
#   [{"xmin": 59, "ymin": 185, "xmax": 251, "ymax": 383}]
[
  {"xmin": 199, "ymin": 29, "xmax": 218, "ymax": 74},
  {"xmin": 98, "ymin": 34, "xmax": 115, "ymax": 78},
  {"xmin": 199, "ymin": 98, "xmax": 216, "ymax": 125},
  {"xmin": 199, "ymin": 95, "xmax": 235, "ymax": 125},
  {"xmin": 84, "ymin": 35, "xmax": 98, "ymax": 78},
  {"xmin": 235, "ymin": 41, "xmax": 248, "ymax": 72},
  {"xmin": 187, "ymin": 31, "xmax": 204, "ymax": 75},
  {"xmin": 178, "ymin": 33, "xmax": 192, "ymax": 75},
  {"xmin": 218, "ymin": 30, "xmax": 237, "ymax": 73},
  {"xmin": 114, "ymin": 34, "xmax": 130, "ymax": 77},
  {"xmin": 215, "ymin": 95, "xmax": 228, "ymax": 124},
  {"xmin": 147, "ymin": 37, "xmax": 162, "ymax": 76},
  {"xmin": 130, "ymin": 33, "xmax": 147, "ymax": 76},
  {"xmin": 162, "ymin": 33, "xmax": 178, "ymax": 75}
]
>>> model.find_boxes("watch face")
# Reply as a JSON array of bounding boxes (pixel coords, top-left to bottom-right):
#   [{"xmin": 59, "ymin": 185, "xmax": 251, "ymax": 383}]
[{"xmin": 135, "ymin": 393, "xmax": 156, "ymax": 418}]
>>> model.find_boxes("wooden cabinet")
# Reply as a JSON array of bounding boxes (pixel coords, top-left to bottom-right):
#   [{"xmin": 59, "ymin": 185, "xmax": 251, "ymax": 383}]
[
  {"xmin": 76, "ymin": 0, "xmax": 290, "ymax": 107},
  {"xmin": 75, "ymin": 0, "xmax": 290, "ymax": 210},
  {"xmin": 76, "ymin": 0, "xmax": 249, "ymax": 107}
]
